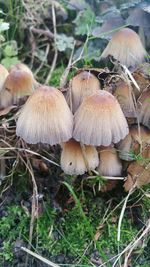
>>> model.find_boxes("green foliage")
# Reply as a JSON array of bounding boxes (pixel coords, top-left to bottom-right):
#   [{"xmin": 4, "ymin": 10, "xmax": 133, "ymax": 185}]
[
  {"xmin": 56, "ymin": 34, "xmax": 74, "ymax": 52},
  {"xmin": 0, "ymin": 205, "xmax": 29, "ymax": 263},
  {"xmin": 74, "ymin": 8, "xmax": 96, "ymax": 36}
]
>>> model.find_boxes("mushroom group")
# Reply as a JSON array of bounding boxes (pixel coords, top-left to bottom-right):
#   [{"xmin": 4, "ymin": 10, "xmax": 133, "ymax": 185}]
[{"xmin": 1, "ymin": 26, "xmax": 150, "ymax": 193}]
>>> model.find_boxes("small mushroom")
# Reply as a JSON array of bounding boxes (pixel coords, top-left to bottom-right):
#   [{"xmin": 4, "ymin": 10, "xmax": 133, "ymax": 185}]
[
  {"xmin": 67, "ymin": 71, "xmax": 101, "ymax": 113},
  {"xmin": 117, "ymin": 125, "xmax": 150, "ymax": 161},
  {"xmin": 124, "ymin": 146, "xmax": 150, "ymax": 191},
  {"xmin": 61, "ymin": 139, "xmax": 99, "ymax": 175},
  {"xmin": 0, "ymin": 68, "xmax": 35, "ymax": 108},
  {"xmin": 16, "ymin": 86, "xmax": 73, "ymax": 145},
  {"xmin": 97, "ymin": 146, "xmax": 122, "ymax": 177},
  {"xmin": 105, "ymin": 80, "xmax": 136, "ymax": 118},
  {"xmin": 73, "ymin": 90, "xmax": 129, "ymax": 146},
  {"xmin": 101, "ymin": 28, "xmax": 146, "ymax": 67},
  {"xmin": 137, "ymin": 89, "xmax": 150, "ymax": 129}
]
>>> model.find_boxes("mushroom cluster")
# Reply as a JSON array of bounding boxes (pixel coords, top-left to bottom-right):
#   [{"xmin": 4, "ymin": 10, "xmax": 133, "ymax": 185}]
[{"xmin": 0, "ymin": 27, "xmax": 150, "ymax": 193}]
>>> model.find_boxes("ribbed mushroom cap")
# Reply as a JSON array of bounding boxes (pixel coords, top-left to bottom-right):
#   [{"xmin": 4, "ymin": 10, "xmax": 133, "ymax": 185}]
[
  {"xmin": 73, "ymin": 90, "xmax": 129, "ymax": 146},
  {"xmin": 61, "ymin": 139, "xmax": 99, "ymax": 175},
  {"xmin": 124, "ymin": 146, "xmax": 150, "ymax": 191},
  {"xmin": 68, "ymin": 71, "xmax": 100, "ymax": 113},
  {"xmin": 9, "ymin": 63, "xmax": 38, "ymax": 87},
  {"xmin": 97, "ymin": 146, "xmax": 122, "ymax": 176},
  {"xmin": 138, "ymin": 90, "xmax": 150, "ymax": 129},
  {"xmin": 4, "ymin": 69, "xmax": 34, "ymax": 98},
  {"xmin": 16, "ymin": 86, "xmax": 73, "ymax": 145},
  {"xmin": 101, "ymin": 28, "xmax": 146, "ymax": 67},
  {"xmin": 0, "ymin": 69, "xmax": 35, "ymax": 108},
  {"xmin": 112, "ymin": 81, "xmax": 136, "ymax": 118},
  {"xmin": 0, "ymin": 64, "xmax": 9, "ymax": 91}
]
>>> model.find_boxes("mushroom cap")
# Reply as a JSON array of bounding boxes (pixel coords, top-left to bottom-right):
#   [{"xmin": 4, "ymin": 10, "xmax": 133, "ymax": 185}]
[
  {"xmin": 130, "ymin": 125, "xmax": 150, "ymax": 145},
  {"xmin": 112, "ymin": 81, "xmax": 136, "ymax": 118},
  {"xmin": 16, "ymin": 86, "xmax": 73, "ymax": 145},
  {"xmin": 138, "ymin": 90, "xmax": 150, "ymax": 129},
  {"xmin": 4, "ymin": 69, "xmax": 35, "ymax": 98},
  {"xmin": 68, "ymin": 71, "xmax": 100, "ymax": 113},
  {"xmin": 0, "ymin": 69, "xmax": 35, "ymax": 108},
  {"xmin": 61, "ymin": 139, "xmax": 99, "ymax": 175},
  {"xmin": 97, "ymin": 146, "xmax": 122, "ymax": 176},
  {"xmin": 73, "ymin": 90, "xmax": 129, "ymax": 146},
  {"xmin": 9, "ymin": 63, "xmax": 38, "ymax": 87},
  {"xmin": 0, "ymin": 64, "xmax": 9, "ymax": 91},
  {"xmin": 101, "ymin": 28, "xmax": 146, "ymax": 67},
  {"xmin": 124, "ymin": 146, "xmax": 150, "ymax": 191}
]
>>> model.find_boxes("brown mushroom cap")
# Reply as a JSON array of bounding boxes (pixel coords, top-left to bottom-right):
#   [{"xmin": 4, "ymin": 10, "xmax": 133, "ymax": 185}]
[
  {"xmin": 4, "ymin": 69, "xmax": 35, "ymax": 97},
  {"xmin": 97, "ymin": 146, "xmax": 122, "ymax": 176},
  {"xmin": 101, "ymin": 28, "xmax": 146, "ymax": 67},
  {"xmin": 124, "ymin": 146, "xmax": 150, "ymax": 191},
  {"xmin": 73, "ymin": 90, "xmax": 129, "ymax": 146},
  {"xmin": 0, "ymin": 64, "xmax": 9, "ymax": 91},
  {"xmin": 68, "ymin": 71, "xmax": 101, "ymax": 113},
  {"xmin": 138, "ymin": 90, "xmax": 150, "ymax": 129},
  {"xmin": 117, "ymin": 125, "xmax": 150, "ymax": 161},
  {"xmin": 111, "ymin": 80, "xmax": 136, "ymax": 118},
  {"xmin": 0, "ymin": 68, "xmax": 35, "ymax": 108},
  {"xmin": 16, "ymin": 86, "xmax": 73, "ymax": 145},
  {"xmin": 61, "ymin": 139, "xmax": 99, "ymax": 175}
]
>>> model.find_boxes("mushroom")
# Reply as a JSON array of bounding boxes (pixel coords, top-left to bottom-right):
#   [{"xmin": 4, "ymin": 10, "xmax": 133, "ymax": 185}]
[
  {"xmin": 105, "ymin": 80, "xmax": 136, "ymax": 118},
  {"xmin": 61, "ymin": 139, "xmax": 99, "ymax": 175},
  {"xmin": 101, "ymin": 28, "xmax": 146, "ymax": 67},
  {"xmin": 97, "ymin": 146, "xmax": 122, "ymax": 177},
  {"xmin": 137, "ymin": 89, "xmax": 150, "ymax": 129},
  {"xmin": 117, "ymin": 125, "xmax": 150, "ymax": 161},
  {"xmin": 9, "ymin": 62, "xmax": 38, "ymax": 87},
  {"xmin": 124, "ymin": 146, "xmax": 150, "ymax": 191},
  {"xmin": 16, "ymin": 86, "xmax": 73, "ymax": 145},
  {"xmin": 67, "ymin": 71, "xmax": 101, "ymax": 113},
  {"xmin": 0, "ymin": 68, "xmax": 35, "ymax": 108},
  {"xmin": 0, "ymin": 64, "xmax": 9, "ymax": 91},
  {"xmin": 73, "ymin": 90, "xmax": 129, "ymax": 146}
]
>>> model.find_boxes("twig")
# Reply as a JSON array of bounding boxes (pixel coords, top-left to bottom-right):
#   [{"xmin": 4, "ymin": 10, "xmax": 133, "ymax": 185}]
[
  {"xmin": 34, "ymin": 44, "xmax": 50, "ymax": 76},
  {"xmin": 117, "ymin": 188, "xmax": 135, "ymax": 242},
  {"xmin": 121, "ymin": 65, "xmax": 140, "ymax": 91},
  {"xmin": 124, "ymin": 219, "xmax": 150, "ymax": 267},
  {"xmin": 45, "ymin": 2, "xmax": 58, "ymax": 84},
  {"xmin": 60, "ymin": 40, "xmax": 76, "ymax": 88},
  {"xmin": 30, "ymin": 26, "xmax": 54, "ymax": 39},
  {"xmin": 21, "ymin": 247, "xmax": 60, "ymax": 267}
]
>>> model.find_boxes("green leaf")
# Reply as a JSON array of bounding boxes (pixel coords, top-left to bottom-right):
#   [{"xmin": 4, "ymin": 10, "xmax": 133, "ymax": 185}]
[
  {"xmin": 3, "ymin": 43, "xmax": 18, "ymax": 57},
  {"xmin": 1, "ymin": 56, "xmax": 19, "ymax": 69},
  {"xmin": 56, "ymin": 34, "xmax": 74, "ymax": 52},
  {"xmin": 74, "ymin": 8, "xmax": 96, "ymax": 35}
]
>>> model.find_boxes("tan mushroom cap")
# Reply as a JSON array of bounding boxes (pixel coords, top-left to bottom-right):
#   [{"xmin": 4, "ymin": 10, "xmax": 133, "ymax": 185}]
[
  {"xmin": 73, "ymin": 90, "xmax": 129, "ymax": 146},
  {"xmin": 61, "ymin": 139, "xmax": 99, "ymax": 175},
  {"xmin": 97, "ymin": 146, "xmax": 122, "ymax": 176},
  {"xmin": 138, "ymin": 90, "xmax": 150, "ymax": 129},
  {"xmin": 112, "ymin": 81, "xmax": 136, "ymax": 118},
  {"xmin": 101, "ymin": 28, "xmax": 146, "ymax": 67},
  {"xmin": 0, "ymin": 68, "xmax": 35, "ymax": 108},
  {"xmin": 9, "ymin": 63, "xmax": 38, "ymax": 87},
  {"xmin": 16, "ymin": 86, "xmax": 73, "ymax": 145},
  {"xmin": 4, "ymin": 69, "xmax": 35, "ymax": 97},
  {"xmin": 124, "ymin": 146, "xmax": 150, "ymax": 191},
  {"xmin": 117, "ymin": 125, "xmax": 150, "ymax": 161},
  {"xmin": 0, "ymin": 64, "xmax": 9, "ymax": 91},
  {"xmin": 68, "ymin": 71, "xmax": 101, "ymax": 113}
]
